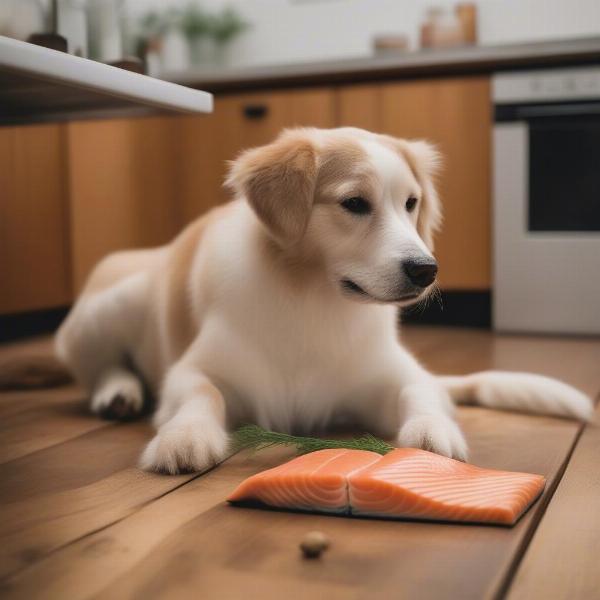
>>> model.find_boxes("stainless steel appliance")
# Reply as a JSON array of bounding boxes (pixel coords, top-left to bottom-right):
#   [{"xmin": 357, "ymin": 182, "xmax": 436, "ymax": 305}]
[{"xmin": 493, "ymin": 66, "xmax": 600, "ymax": 334}]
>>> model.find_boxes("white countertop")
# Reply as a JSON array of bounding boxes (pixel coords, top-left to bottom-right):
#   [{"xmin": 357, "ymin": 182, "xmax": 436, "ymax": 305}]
[
  {"xmin": 165, "ymin": 36, "xmax": 600, "ymax": 92},
  {"xmin": 0, "ymin": 36, "xmax": 213, "ymax": 124}
]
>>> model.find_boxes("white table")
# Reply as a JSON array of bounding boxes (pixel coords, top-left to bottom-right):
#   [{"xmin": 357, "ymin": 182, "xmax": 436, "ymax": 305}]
[{"xmin": 0, "ymin": 36, "xmax": 213, "ymax": 124}]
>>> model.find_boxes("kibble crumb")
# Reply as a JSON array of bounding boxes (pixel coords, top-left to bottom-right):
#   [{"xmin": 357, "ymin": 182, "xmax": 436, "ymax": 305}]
[{"xmin": 300, "ymin": 531, "xmax": 330, "ymax": 559}]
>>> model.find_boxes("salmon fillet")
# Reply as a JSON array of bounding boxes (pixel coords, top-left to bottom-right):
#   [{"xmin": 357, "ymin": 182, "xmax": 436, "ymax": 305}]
[{"xmin": 227, "ymin": 448, "xmax": 546, "ymax": 526}]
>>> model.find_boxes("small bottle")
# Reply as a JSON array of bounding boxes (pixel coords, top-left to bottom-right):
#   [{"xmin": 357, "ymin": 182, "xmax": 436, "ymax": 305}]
[
  {"xmin": 420, "ymin": 7, "xmax": 464, "ymax": 49},
  {"xmin": 58, "ymin": 0, "xmax": 88, "ymax": 56},
  {"xmin": 420, "ymin": 8, "xmax": 443, "ymax": 49},
  {"xmin": 455, "ymin": 3, "xmax": 477, "ymax": 45},
  {"xmin": 87, "ymin": 0, "xmax": 123, "ymax": 62}
]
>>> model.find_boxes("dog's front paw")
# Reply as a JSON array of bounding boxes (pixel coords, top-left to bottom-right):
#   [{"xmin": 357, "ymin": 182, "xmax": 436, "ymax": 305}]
[
  {"xmin": 91, "ymin": 369, "xmax": 144, "ymax": 420},
  {"xmin": 139, "ymin": 419, "xmax": 228, "ymax": 475},
  {"xmin": 397, "ymin": 415, "xmax": 468, "ymax": 461}
]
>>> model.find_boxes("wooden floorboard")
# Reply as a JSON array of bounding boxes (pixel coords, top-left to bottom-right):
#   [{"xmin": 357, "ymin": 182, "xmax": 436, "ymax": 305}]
[
  {"xmin": 0, "ymin": 421, "xmax": 202, "ymax": 579},
  {"xmin": 507, "ymin": 403, "xmax": 600, "ymax": 600},
  {"xmin": 0, "ymin": 337, "xmax": 103, "ymax": 464},
  {"xmin": 0, "ymin": 336, "xmax": 58, "ymax": 363},
  {"xmin": 1, "ymin": 408, "xmax": 582, "ymax": 600},
  {"xmin": 0, "ymin": 327, "xmax": 599, "ymax": 599},
  {"xmin": 404, "ymin": 326, "xmax": 600, "ymax": 397},
  {"xmin": 0, "ymin": 385, "xmax": 105, "ymax": 464}
]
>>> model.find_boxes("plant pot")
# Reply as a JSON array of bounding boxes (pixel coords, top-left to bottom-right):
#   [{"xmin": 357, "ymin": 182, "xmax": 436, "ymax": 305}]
[
  {"xmin": 160, "ymin": 29, "xmax": 190, "ymax": 73},
  {"xmin": 189, "ymin": 36, "xmax": 214, "ymax": 67},
  {"xmin": 212, "ymin": 42, "xmax": 234, "ymax": 67}
]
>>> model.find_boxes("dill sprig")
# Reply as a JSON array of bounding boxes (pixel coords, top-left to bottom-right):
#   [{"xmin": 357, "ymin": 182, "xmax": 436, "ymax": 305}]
[{"xmin": 233, "ymin": 424, "xmax": 395, "ymax": 456}]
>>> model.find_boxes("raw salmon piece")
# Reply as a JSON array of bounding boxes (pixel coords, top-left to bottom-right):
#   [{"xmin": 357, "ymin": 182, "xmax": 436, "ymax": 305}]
[
  {"xmin": 227, "ymin": 448, "xmax": 545, "ymax": 526},
  {"xmin": 227, "ymin": 449, "xmax": 380, "ymax": 512},
  {"xmin": 349, "ymin": 448, "xmax": 546, "ymax": 525}
]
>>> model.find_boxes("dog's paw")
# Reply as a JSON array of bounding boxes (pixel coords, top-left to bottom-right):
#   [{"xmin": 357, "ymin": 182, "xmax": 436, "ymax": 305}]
[
  {"xmin": 139, "ymin": 418, "xmax": 228, "ymax": 475},
  {"xmin": 91, "ymin": 369, "xmax": 144, "ymax": 420},
  {"xmin": 397, "ymin": 415, "xmax": 468, "ymax": 461}
]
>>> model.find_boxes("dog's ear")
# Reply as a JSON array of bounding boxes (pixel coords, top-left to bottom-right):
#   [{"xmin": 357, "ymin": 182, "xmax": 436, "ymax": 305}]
[
  {"xmin": 393, "ymin": 139, "xmax": 443, "ymax": 250},
  {"xmin": 225, "ymin": 130, "xmax": 318, "ymax": 244}
]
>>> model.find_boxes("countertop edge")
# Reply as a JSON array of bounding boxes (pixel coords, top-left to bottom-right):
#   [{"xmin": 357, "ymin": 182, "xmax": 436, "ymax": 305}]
[
  {"xmin": 0, "ymin": 36, "xmax": 213, "ymax": 114},
  {"xmin": 164, "ymin": 37, "xmax": 600, "ymax": 94}
]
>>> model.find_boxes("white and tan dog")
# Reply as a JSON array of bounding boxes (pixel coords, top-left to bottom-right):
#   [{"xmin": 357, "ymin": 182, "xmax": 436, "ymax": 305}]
[{"xmin": 55, "ymin": 127, "xmax": 592, "ymax": 474}]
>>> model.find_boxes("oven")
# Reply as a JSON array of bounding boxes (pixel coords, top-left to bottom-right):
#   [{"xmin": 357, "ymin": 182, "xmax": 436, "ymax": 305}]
[{"xmin": 493, "ymin": 66, "xmax": 600, "ymax": 334}]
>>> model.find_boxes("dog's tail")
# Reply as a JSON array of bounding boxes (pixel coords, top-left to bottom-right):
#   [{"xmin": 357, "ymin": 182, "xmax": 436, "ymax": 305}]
[
  {"xmin": 439, "ymin": 371, "xmax": 593, "ymax": 421},
  {"xmin": 0, "ymin": 355, "xmax": 72, "ymax": 391}
]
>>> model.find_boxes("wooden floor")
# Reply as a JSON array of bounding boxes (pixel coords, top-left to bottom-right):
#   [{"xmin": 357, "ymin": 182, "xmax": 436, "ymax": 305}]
[{"xmin": 1, "ymin": 326, "xmax": 599, "ymax": 600}]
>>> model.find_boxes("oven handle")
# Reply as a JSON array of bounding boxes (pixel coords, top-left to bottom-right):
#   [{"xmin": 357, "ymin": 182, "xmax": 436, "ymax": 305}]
[{"xmin": 495, "ymin": 101, "xmax": 600, "ymax": 122}]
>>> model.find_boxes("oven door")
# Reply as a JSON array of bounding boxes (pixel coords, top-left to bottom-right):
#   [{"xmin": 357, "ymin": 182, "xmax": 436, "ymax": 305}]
[{"xmin": 493, "ymin": 103, "xmax": 600, "ymax": 334}]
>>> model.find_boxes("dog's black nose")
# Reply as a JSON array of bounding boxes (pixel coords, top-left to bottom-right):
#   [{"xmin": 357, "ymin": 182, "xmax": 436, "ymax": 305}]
[{"xmin": 403, "ymin": 259, "xmax": 438, "ymax": 288}]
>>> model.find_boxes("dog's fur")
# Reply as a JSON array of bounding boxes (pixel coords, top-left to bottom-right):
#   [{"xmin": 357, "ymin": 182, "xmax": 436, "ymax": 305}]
[{"xmin": 55, "ymin": 127, "xmax": 592, "ymax": 474}]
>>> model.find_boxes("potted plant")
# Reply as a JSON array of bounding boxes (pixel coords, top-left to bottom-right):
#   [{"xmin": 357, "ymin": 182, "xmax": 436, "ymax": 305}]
[
  {"xmin": 179, "ymin": 2, "xmax": 211, "ymax": 66},
  {"xmin": 208, "ymin": 6, "xmax": 248, "ymax": 66}
]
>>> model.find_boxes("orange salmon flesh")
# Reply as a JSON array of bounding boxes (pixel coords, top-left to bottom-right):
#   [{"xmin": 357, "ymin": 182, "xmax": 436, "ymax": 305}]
[{"xmin": 227, "ymin": 448, "xmax": 546, "ymax": 526}]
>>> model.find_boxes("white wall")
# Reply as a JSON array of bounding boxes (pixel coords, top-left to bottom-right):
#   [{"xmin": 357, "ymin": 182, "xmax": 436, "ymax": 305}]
[{"xmin": 127, "ymin": 0, "xmax": 600, "ymax": 68}]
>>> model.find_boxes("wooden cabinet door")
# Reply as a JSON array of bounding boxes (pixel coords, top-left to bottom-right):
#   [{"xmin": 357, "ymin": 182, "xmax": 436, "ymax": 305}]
[
  {"xmin": 338, "ymin": 77, "xmax": 491, "ymax": 290},
  {"xmin": 177, "ymin": 87, "xmax": 336, "ymax": 224},
  {"xmin": 65, "ymin": 88, "xmax": 334, "ymax": 293},
  {"xmin": 338, "ymin": 84, "xmax": 382, "ymax": 131},
  {"xmin": 0, "ymin": 124, "xmax": 71, "ymax": 314},
  {"xmin": 66, "ymin": 116, "xmax": 181, "ymax": 292},
  {"xmin": 380, "ymin": 77, "xmax": 491, "ymax": 290}
]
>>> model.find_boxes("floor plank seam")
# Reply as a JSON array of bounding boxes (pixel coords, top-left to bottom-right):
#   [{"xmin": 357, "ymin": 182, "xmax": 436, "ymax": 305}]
[
  {"xmin": 0, "ymin": 419, "xmax": 116, "ymax": 471},
  {"xmin": 0, "ymin": 482, "xmax": 189, "ymax": 585},
  {"xmin": 0, "ymin": 450, "xmax": 241, "ymax": 584},
  {"xmin": 0, "ymin": 510, "xmax": 124, "ymax": 583},
  {"xmin": 494, "ymin": 405, "xmax": 594, "ymax": 600},
  {"xmin": 3, "ymin": 333, "xmax": 600, "ymax": 597}
]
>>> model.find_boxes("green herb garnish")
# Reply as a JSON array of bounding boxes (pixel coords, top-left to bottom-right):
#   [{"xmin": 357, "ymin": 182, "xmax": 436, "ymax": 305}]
[{"xmin": 233, "ymin": 424, "xmax": 394, "ymax": 456}]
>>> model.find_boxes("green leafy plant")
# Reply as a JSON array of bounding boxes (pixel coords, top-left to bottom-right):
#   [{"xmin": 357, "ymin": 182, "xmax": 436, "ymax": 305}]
[
  {"xmin": 233, "ymin": 424, "xmax": 395, "ymax": 456},
  {"xmin": 138, "ymin": 10, "xmax": 171, "ymax": 38},
  {"xmin": 135, "ymin": 8, "xmax": 182, "ymax": 59},
  {"xmin": 179, "ymin": 3, "xmax": 211, "ymax": 42},
  {"xmin": 135, "ymin": 3, "xmax": 249, "ymax": 64},
  {"xmin": 208, "ymin": 6, "xmax": 249, "ymax": 46}
]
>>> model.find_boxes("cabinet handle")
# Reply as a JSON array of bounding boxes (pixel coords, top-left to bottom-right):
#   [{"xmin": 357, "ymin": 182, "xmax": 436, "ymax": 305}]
[{"xmin": 243, "ymin": 104, "xmax": 268, "ymax": 119}]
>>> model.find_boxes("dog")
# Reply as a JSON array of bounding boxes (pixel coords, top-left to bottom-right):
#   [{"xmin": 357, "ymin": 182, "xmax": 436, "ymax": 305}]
[{"xmin": 55, "ymin": 127, "xmax": 592, "ymax": 474}]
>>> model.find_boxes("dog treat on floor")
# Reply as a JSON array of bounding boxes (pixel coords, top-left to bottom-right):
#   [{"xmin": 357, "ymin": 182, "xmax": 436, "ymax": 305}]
[
  {"xmin": 227, "ymin": 448, "xmax": 546, "ymax": 526},
  {"xmin": 300, "ymin": 531, "xmax": 330, "ymax": 558}
]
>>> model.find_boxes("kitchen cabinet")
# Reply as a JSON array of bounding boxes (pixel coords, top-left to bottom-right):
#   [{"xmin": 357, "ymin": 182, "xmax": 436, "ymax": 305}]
[
  {"xmin": 178, "ymin": 79, "xmax": 489, "ymax": 292},
  {"xmin": 338, "ymin": 84, "xmax": 381, "ymax": 131},
  {"xmin": 177, "ymin": 87, "xmax": 336, "ymax": 224},
  {"xmin": 381, "ymin": 77, "xmax": 491, "ymax": 290},
  {"xmin": 0, "ymin": 88, "xmax": 335, "ymax": 311},
  {"xmin": 1, "ymin": 78, "xmax": 489, "ymax": 315},
  {"xmin": 338, "ymin": 77, "xmax": 492, "ymax": 290},
  {"xmin": 0, "ymin": 124, "xmax": 71, "ymax": 314},
  {"xmin": 66, "ymin": 116, "xmax": 181, "ymax": 292}
]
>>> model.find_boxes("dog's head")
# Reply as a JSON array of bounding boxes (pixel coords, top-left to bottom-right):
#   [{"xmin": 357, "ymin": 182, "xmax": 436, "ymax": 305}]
[{"xmin": 226, "ymin": 127, "xmax": 442, "ymax": 306}]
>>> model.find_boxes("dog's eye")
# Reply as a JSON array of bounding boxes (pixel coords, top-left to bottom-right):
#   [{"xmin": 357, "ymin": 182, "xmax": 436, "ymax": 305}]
[
  {"xmin": 340, "ymin": 197, "xmax": 371, "ymax": 215},
  {"xmin": 405, "ymin": 196, "xmax": 418, "ymax": 213}
]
